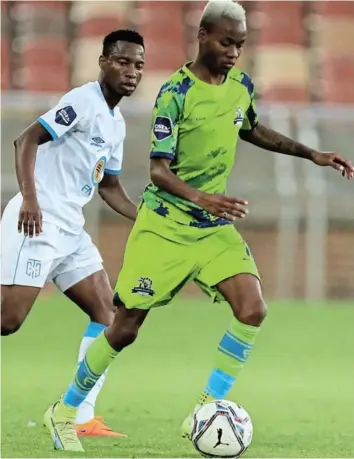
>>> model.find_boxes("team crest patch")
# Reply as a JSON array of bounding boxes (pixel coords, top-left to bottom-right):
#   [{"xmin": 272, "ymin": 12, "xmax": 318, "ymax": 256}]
[
  {"xmin": 233, "ymin": 107, "xmax": 244, "ymax": 126},
  {"xmin": 153, "ymin": 116, "xmax": 172, "ymax": 141},
  {"xmin": 26, "ymin": 259, "xmax": 42, "ymax": 278},
  {"xmin": 91, "ymin": 157, "xmax": 106, "ymax": 185},
  {"xmin": 55, "ymin": 106, "xmax": 77, "ymax": 126},
  {"xmin": 131, "ymin": 277, "xmax": 154, "ymax": 296}
]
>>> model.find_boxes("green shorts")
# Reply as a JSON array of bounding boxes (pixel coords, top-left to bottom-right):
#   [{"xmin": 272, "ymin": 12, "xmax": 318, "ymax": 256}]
[{"xmin": 114, "ymin": 203, "xmax": 260, "ymax": 309}]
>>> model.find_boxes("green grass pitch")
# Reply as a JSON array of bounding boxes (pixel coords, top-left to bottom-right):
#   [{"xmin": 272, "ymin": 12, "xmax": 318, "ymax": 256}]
[{"xmin": 1, "ymin": 295, "xmax": 354, "ymax": 458}]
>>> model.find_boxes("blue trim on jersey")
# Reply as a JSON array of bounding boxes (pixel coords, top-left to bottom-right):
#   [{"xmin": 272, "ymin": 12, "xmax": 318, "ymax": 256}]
[
  {"xmin": 150, "ymin": 151, "xmax": 175, "ymax": 160},
  {"xmin": 104, "ymin": 168, "xmax": 121, "ymax": 175},
  {"xmin": 109, "ymin": 109, "xmax": 114, "ymax": 117},
  {"xmin": 240, "ymin": 72, "xmax": 254, "ymax": 97},
  {"xmin": 38, "ymin": 117, "xmax": 58, "ymax": 140}
]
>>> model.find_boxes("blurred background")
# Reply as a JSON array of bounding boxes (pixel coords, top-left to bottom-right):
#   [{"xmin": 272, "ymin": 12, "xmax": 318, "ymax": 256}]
[{"xmin": 1, "ymin": 0, "xmax": 354, "ymax": 301}]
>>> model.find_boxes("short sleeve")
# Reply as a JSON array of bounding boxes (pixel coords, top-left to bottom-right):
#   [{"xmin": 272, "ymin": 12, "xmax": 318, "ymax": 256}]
[
  {"xmin": 150, "ymin": 85, "xmax": 180, "ymax": 160},
  {"xmin": 240, "ymin": 73, "xmax": 258, "ymax": 131},
  {"xmin": 38, "ymin": 88, "xmax": 89, "ymax": 140},
  {"xmin": 105, "ymin": 140, "xmax": 123, "ymax": 175}
]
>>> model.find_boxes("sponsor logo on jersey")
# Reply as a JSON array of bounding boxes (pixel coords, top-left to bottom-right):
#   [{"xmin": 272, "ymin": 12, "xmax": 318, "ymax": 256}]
[
  {"xmin": 131, "ymin": 277, "xmax": 154, "ymax": 296},
  {"xmin": 91, "ymin": 136, "xmax": 105, "ymax": 148},
  {"xmin": 81, "ymin": 184, "xmax": 93, "ymax": 195},
  {"xmin": 92, "ymin": 136, "xmax": 104, "ymax": 144},
  {"xmin": 233, "ymin": 107, "xmax": 244, "ymax": 126},
  {"xmin": 55, "ymin": 106, "xmax": 77, "ymax": 126},
  {"xmin": 153, "ymin": 116, "xmax": 172, "ymax": 141}
]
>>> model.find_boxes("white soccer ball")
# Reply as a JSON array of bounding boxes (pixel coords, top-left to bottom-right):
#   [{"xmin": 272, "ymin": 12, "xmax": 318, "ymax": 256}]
[{"xmin": 191, "ymin": 400, "xmax": 253, "ymax": 458}]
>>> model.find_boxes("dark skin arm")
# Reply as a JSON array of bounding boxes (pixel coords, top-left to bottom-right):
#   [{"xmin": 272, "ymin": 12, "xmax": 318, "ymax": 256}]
[
  {"xmin": 150, "ymin": 158, "xmax": 248, "ymax": 220},
  {"xmin": 14, "ymin": 121, "xmax": 52, "ymax": 237},
  {"xmin": 239, "ymin": 124, "xmax": 354, "ymax": 179},
  {"xmin": 98, "ymin": 173, "xmax": 137, "ymax": 221}
]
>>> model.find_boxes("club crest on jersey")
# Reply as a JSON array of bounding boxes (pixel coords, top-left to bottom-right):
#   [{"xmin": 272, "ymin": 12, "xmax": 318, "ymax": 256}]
[
  {"xmin": 233, "ymin": 107, "xmax": 244, "ymax": 126},
  {"xmin": 153, "ymin": 116, "xmax": 172, "ymax": 141},
  {"xmin": 131, "ymin": 277, "xmax": 154, "ymax": 296},
  {"xmin": 55, "ymin": 106, "xmax": 77, "ymax": 126},
  {"xmin": 91, "ymin": 157, "xmax": 106, "ymax": 185},
  {"xmin": 26, "ymin": 259, "xmax": 42, "ymax": 278}
]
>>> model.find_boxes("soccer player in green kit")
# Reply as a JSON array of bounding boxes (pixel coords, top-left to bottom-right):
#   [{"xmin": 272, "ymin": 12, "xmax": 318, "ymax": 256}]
[{"xmin": 44, "ymin": 0, "xmax": 354, "ymax": 452}]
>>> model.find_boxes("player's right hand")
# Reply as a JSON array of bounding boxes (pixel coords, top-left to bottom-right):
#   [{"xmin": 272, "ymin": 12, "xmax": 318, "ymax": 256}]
[
  {"xmin": 196, "ymin": 193, "xmax": 248, "ymax": 221},
  {"xmin": 18, "ymin": 197, "xmax": 43, "ymax": 237}
]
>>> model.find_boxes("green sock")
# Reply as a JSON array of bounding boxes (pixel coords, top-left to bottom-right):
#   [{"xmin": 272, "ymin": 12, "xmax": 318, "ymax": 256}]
[
  {"xmin": 198, "ymin": 317, "xmax": 261, "ymax": 405},
  {"xmin": 63, "ymin": 333, "xmax": 118, "ymax": 407}
]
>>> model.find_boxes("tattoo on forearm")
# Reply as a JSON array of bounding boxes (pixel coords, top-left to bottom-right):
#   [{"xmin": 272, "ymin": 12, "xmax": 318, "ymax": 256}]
[{"xmin": 241, "ymin": 124, "xmax": 314, "ymax": 159}]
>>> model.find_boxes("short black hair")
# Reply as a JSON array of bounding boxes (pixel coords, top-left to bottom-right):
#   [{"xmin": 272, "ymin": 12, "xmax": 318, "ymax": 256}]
[{"xmin": 102, "ymin": 29, "xmax": 144, "ymax": 57}]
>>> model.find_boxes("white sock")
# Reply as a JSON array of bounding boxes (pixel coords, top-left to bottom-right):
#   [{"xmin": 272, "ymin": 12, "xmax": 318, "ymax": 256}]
[{"xmin": 75, "ymin": 322, "xmax": 108, "ymax": 425}]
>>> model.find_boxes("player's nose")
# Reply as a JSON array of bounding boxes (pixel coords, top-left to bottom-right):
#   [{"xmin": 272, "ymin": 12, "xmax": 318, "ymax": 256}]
[
  {"xmin": 124, "ymin": 63, "xmax": 138, "ymax": 76},
  {"xmin": 226, "ymin": 45, "xmax": 239, "ymax": 60}
]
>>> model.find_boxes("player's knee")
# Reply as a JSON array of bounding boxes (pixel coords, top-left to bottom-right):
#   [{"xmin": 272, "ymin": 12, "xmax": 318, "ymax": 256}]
[
  {"xmin": 108, "ymin": 323, "xmax": 139, "ymax": 350},
  {"xmin": 118, "ymin": 325, "xmax": 139, "ymax": 348},
  {"xmin": 234, "ymin": 298, "xmax": 267, "ymax": 327},
  {"xmin": 0, "ymin": 309, "xmax": 24, "ymax": 336}
]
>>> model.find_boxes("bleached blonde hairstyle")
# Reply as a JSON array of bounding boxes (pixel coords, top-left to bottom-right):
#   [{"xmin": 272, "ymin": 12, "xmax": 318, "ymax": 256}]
[{"xmin": 200, "ymin": 0, "xmax": 246, "ymax": 29}]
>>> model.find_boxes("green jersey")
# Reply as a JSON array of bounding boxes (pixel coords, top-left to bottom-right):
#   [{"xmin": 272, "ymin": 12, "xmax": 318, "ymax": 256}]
[{"xmin": 142, "ymin": 63, "xmax": 258, "ymax": 228}]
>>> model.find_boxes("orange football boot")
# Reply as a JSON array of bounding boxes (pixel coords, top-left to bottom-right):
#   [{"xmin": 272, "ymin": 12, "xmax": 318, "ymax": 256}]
[{"xmin": 77, "ymin": 416, "xmax": 127, "ymax": 438}]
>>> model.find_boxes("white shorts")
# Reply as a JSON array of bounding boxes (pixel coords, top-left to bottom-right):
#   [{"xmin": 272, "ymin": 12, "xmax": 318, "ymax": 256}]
[{"xmin": 1, "ymin": 198, "xmax": 103, "ymax": 292}]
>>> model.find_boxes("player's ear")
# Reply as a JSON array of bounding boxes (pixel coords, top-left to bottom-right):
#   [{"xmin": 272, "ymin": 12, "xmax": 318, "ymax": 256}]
[
  {"xmin": 98, "ymin": 55, "xmax": 106, "ymax": 70},
  {"xmin": 198, "ymin": 27, "xmax": 207, "ymax": 43}
]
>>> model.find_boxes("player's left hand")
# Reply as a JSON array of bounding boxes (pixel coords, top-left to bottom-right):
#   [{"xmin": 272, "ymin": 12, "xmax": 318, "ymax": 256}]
[{"xmin": 311, "ymin": 151, "xmax": 354, "ymax": 179}]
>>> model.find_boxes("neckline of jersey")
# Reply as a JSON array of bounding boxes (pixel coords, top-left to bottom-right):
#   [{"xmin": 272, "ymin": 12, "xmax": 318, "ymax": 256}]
[
  {"xmin": 182, "ymin": 62, "xmax": 230, "ymax": 90},
  {"xmin": 95, "ymin": 81, "xmax": 116, "ymax": 117}
]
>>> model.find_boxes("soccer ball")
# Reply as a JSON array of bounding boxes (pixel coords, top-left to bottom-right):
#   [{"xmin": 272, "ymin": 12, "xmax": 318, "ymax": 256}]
[{"xmin": 191, "ymin": 400, "xmax": 253, "ymax": 458}]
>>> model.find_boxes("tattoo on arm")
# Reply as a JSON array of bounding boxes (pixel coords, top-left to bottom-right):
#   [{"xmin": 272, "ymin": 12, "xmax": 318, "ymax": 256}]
[{"xmin": 239, "ymin": 123, "xmax": 315, "ymax": 160}]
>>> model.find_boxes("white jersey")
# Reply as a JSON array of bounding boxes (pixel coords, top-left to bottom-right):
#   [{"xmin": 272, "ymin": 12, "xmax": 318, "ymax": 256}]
[{"xmin": 13, "ymin": 81, "xmax": 126, "ymax": 234}]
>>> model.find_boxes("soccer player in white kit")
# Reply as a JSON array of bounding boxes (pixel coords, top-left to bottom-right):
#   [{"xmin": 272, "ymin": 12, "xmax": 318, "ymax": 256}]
[{"xmin": 1, "ymin": 29, "xmax": 145, "ymax": 438}]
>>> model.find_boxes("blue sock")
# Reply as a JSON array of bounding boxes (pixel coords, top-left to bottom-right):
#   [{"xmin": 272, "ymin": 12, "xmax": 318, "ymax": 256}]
[
  {"xmin": 65, "ymin": 322, "xmax": 107, "ymax": 408},
  {"xmin": 77, "ymin": 321, "xmax": 107, "ymax": 363},
  {"xmin": 198, "ymin": 317, "xmax": 260, "ymax": 404},
  {"xmin": 64, "ymin": 332, "xmax": 118, "ymax": 408}
]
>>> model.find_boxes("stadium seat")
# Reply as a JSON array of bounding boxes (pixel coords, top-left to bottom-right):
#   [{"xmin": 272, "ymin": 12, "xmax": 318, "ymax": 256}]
[
  {"xmin": 135, "ymin": 1, "xmax": 185, "ymax": 71},
  {"xmin": 70, "ymin": 1, "xmax": 131, "ymax": 37},
  {"xmin": 70, "ymin": 1, "xmax": 133, "ymax": 86},
  {"xmin": 1, "ymin": 1, "xmax": 10, "ymax": 89},
  {"xmin": 313, "ymin": 1, "xmax": 354, "ymax": 16},
  {"xmin": 72, "ymin": 38, "xmax": 102, "ymax": 86},
  {"xmin": 12, "ymin": 1, "xmax": 68, "ymax": 35},
  {"xmin": 70, "ymin": 1, "xmax": 130, "ymax": 23},
  {"xmin": 11, "ymin": 1, "xmax": 70, "ymax": 91},
  {"xmin": 1, "ymin": 37, "xmax": 10, "ymax": 90},
  {"xmin": 252, "ymin": 1, "xmax": 309, "ymax": 102},
  {"xmin": 311, "ymin": 1, "xmax": 354, "ymax": 103},
  {"xmin": 14, "ymin": 36, "xmax": 69, "ymax": 92},
  {"xmin": 184, "ymin": 1, "xmax": 206, "ymax": 61},
  {"xmin": 22, "ymin": 38, "xmax": 68, "ymax": 68},
  {"xmin": 256, "ymin": 1, "xmax": 304, "ymax": 45},
  {"xmin": 19, "ymin": 67, "xmax": 70, "ymax": 92},
  {"xmin": 321, "ymin": 56, "xmax": 354, "ymax": 104}
]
